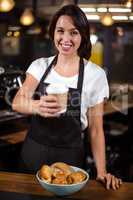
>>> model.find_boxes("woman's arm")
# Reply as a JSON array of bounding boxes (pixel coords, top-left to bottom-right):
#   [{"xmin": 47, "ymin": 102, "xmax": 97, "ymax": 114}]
[
  {"xmin": 12, "ymin": 74, "xmax": 60, "ymax": 117},
  {"xmin": 87, "ymin": 102, "xmax": 122, "ymax": 190},
  {"xmin": 88, "ymin": 102, "xmax": 106, "ymax": 176},
  {"xmin": 12, "ymin": 74, "xmax": 40, "ymax": 114}
]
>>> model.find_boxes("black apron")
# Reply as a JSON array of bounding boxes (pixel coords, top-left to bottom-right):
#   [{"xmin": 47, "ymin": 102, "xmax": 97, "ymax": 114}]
[{"xmin": 20, "ymin": 56, "xmax": 87, "ymax": 173}]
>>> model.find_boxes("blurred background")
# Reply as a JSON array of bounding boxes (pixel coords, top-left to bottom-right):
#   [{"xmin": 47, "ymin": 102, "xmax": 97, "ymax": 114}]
[{"xmin": 0, "ymin": 0, "xmax": 132, "ymax": 181}]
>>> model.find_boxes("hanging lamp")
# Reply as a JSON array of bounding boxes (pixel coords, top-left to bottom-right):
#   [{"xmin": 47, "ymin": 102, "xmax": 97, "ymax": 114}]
[
  {"xmin": 126, "ymin": 0, "xmax": 132, "ymax": 8},
  {"xmin": 100, "ymin": 10, "xmax": 114, "ymax": 26},
  {"xmin": 0, "ymin": 0, "xmax": 15, "ymax": 12},
  {"xmin": 20, "ymin": 8, "xmax": 35, "ymax": 26}
]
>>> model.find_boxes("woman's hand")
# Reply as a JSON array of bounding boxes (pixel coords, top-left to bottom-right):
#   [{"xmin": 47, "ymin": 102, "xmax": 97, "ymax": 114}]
[
  {"xmin": 96, "ymin": 173, "xmax": 122, "ymax": 190},
  {"xmin": 37, "ymin": 95, "xmax": 61, "ymax": 117}
]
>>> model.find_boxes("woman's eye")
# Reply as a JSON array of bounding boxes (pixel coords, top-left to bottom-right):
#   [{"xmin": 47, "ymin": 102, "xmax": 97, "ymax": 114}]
[
  {"xmin": 57, "ymin": 29, "xmax": 64, "ymax": 33},
  {"xmin": 71, "ymin": 31, "xmax": 78, "ymax": 35}
]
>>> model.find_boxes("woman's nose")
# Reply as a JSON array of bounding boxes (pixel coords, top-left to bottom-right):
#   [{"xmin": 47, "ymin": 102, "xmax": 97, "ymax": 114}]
[{"xmin": 62, "ymin": 32, "xmax": 71, "ymax": 42}]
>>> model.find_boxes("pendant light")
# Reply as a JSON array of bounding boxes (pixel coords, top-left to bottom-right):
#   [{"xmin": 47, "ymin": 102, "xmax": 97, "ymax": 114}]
[
  {"xmin": 0, "ymin": 0, "xmax": 15, "ymax": 12},
  {"xmin": 100, "ymin": 11, "xmax": 114, "ymax": 26},
  {"xmin": 100, "ymin": 0, "xmax": 114, "ymax": 26},
  {"xmin": 26, "ymin": 0, "xmax": 42, "ymax": 34},
  {"xmin": 20, "ymin": 8, "xmax": 35, "ymax": 26},
  {"xmin": 126, "ymin": 0, "xmax": 132, "ymax": 8}
]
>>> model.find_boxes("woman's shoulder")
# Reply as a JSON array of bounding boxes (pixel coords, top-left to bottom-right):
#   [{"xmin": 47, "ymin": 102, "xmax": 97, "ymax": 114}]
[
  {"xmin": 30, "ymin": 55, "xmax": 55, "ymax": 68},
  {"xmin": 84, "ymin": 59, "xmax": 107, "ymax": 80},
  {"xmin": 26, "ymin": 56, "xmax": 55, "ymax": 81}
]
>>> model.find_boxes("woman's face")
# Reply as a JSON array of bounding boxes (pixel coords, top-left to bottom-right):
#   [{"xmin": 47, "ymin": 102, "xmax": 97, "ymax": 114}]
[{"xmin": 54, "ymin": 15, "xmax": 81, "ymax": 56}]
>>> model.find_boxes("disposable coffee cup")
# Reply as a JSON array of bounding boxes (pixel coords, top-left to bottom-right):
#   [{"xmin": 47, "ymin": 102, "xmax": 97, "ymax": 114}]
[{"xmin": 46, "ymin": 83, "xmax": 68, "ymax": 114}]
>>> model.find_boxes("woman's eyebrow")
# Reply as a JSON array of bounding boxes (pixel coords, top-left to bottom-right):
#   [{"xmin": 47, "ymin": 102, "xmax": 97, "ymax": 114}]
[
  {"xmin": 70, "ymin": 28, "xmax": 78, "ymax": 31},
  {"xmin": 56, "ymin": 27, "xmax": 78, "ymax": 31}
]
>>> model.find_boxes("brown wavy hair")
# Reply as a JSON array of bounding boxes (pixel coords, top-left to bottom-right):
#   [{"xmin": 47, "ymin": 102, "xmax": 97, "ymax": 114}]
[{"xmin": 49, "ymin": 4, "xmax": 92, "ymax": 60}]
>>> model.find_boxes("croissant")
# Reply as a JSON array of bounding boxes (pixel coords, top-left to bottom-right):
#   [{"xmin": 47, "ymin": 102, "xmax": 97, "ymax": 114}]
[
  {"xmin": 51, "ymin": 162, "xmax": 72, "ymax": 177},
  {"xmin": 67, "ymin": 171, "xmax": 86, "ymax": 184},
  {"xmin": 52, "ymin": 174, "xmax": 68, "ymax": 185},
  {"xmin": 39, "ymin": 164, "xmax": 52, "ymax": 183}
]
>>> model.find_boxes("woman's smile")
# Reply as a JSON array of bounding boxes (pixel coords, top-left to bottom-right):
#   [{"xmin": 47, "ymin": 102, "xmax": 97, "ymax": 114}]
[{"xmin": 59, "ymin": 42, "xmax": 73, "ymax": 52}]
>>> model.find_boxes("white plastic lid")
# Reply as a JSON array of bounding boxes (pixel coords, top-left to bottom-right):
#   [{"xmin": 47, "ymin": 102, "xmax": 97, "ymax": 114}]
[{"xmin": 46, "ymin": 83, "xmax": 68, "ymax": 94}]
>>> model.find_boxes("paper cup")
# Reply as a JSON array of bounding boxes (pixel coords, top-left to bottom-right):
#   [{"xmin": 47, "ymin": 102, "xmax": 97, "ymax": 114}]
[{"xmin": 46, "ymin": 83, "xmax": 68, "ymax": 114}]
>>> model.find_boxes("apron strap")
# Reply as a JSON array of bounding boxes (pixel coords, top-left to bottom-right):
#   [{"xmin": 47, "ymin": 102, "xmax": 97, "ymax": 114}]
[
  {"xmin": 40, "ymin": 55, "xmax": 58, "ymax": 83},
  {"xmin": 77, "ymin": 57, "xmax": 84, "ymax": 95}
]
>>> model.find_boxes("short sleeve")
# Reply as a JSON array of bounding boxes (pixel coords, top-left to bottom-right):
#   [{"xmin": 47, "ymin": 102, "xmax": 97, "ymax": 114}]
[
  {"xmin": 89, "ymin": 70, "xmax": 109, "ymax": 107},
  {"xmin": 26, "ymin": 58, "xmax": 47, "ymax": 82}
]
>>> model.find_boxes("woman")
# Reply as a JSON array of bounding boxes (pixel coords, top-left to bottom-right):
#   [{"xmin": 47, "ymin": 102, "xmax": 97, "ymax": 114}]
[{"xmin": 12, "ymin": 4, "xmax": 122, "ymax": 189}]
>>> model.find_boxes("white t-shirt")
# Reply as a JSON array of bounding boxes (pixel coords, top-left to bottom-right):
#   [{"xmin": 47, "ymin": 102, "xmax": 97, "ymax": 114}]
[{"xmin": 27, "ymin": 56, "xmax": 109, "ymax": 130}]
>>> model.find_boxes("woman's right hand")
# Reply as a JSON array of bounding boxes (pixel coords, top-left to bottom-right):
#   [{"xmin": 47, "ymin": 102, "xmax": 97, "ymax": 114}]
[{"xmin": 37, "ymin": 95, "xmax": 61, "ymax": 118}]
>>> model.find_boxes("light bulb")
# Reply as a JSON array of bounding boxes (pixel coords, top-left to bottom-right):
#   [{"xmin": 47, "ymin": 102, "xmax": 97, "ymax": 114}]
[
  {"xmin": 126, "ymin": 0, "xmax": 132, "ymax": 8},
  {"xmin": 20, "ymin": 8, "xmax": 35, "ymax": 26},
  {"xmin": 100, "ymin": 13, "xmax": 114, "ymax": 26},
  {"xmin": 0, "ymin": 0, "xmax": 15, "ymax": 12}
]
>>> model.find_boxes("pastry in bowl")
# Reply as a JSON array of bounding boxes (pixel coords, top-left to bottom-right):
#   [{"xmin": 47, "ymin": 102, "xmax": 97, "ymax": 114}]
[
  {"xmin": 52, "ymin": 174, "xmax": 68, "ymax": 184},
  {"xmin": 67, "ymin": 171, "xmax": 86, "ymax": 184},
  {"xmin": 36, "ymin": 162, "xmax": 89, "ymax": 196},
  {"xmin": 39, "ymin": 165, "xmax": 52, "ymax": 183},
  {"xmin": 51, "ymin": 162, "xmax": 73, "ymax": 178}
]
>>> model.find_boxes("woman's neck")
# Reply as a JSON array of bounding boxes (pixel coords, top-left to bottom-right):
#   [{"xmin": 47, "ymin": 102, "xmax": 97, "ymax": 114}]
[
  {"xmin": 56, "ymin": 54, "xmax": 80, "ymax": 68},
  {"xmin": 54, "ymin": 54, "xmax": 80, "ymax": 77}
]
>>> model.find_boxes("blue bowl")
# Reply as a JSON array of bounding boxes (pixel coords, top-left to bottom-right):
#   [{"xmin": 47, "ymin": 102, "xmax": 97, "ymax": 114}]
[{"xmin": 36, "ymin": 166, "xmax": 89, "ymax": 196}]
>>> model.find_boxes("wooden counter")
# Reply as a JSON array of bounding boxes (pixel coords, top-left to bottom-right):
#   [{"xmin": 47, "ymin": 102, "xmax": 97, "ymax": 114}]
[{"xmin": 0, "ymin": 171, "xmax": 132, "ymax": 200}]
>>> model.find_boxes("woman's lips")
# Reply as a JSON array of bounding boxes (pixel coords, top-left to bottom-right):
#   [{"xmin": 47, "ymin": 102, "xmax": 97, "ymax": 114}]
[{"xmin": 60, "ymin": 43, "xmax": 72, "ymax": 51}]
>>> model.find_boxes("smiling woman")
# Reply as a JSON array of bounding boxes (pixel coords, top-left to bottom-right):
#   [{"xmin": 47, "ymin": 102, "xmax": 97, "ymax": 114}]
[{"xmin": 12, "ymin": 4, "xmax": 122, "ymax": 190}]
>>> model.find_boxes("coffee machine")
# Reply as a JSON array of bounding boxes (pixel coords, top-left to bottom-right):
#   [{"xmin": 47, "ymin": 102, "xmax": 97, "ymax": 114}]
[{"xmin": 0, "ymin": 64, "xmax": 25, "ymax": 120}]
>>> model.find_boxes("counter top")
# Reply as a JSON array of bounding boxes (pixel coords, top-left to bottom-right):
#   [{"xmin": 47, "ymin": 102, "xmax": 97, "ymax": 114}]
[{"xmin": 0, "ymin": 171, "xmax": 132, "ymax": 200}]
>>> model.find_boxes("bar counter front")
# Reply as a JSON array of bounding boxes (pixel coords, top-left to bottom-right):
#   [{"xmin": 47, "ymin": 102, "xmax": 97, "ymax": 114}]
[{"xmin": 0, "ymin": 171, "xmax": 133, "ymax": 200}]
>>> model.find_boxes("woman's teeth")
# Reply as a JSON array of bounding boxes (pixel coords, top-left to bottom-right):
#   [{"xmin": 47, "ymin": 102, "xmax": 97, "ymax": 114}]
[
  {"xmin": 61, "ymin": 44, "xmax": 72, "ymax": 50},
  {"xmin": 62, "ymin": 44, "xmax": 71, "ymax": 47}
]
